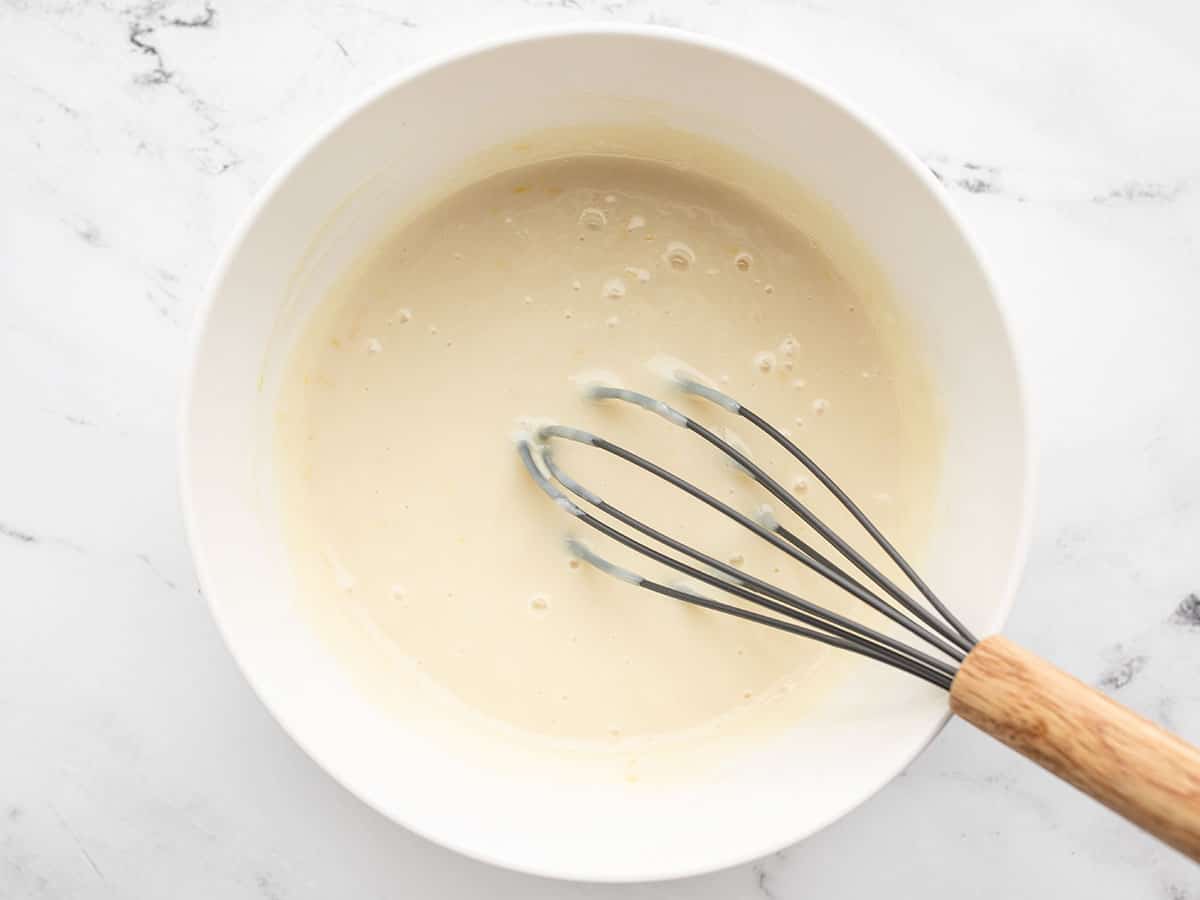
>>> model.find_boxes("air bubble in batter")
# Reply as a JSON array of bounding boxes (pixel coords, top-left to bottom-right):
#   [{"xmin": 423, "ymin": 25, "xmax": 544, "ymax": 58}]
[
  {"xmin": 602, "ymin": 278, "xmax": 627, "ymax": 299},
  {"xmin": 663, "ymin": 241, "xmax": 696, "ymax": 271},
  {"xmin": 578, "ymin": 207, "xmax": 607, "ymax": 230}
]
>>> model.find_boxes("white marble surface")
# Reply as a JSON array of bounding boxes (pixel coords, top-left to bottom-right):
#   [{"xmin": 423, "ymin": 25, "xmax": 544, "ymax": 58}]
[{"xmin": 3, "ymin": 0, "xmax": 1199, "ymax": 896}]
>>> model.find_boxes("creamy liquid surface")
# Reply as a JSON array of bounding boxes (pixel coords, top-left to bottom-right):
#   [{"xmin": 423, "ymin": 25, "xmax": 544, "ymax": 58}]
[{"xmin": 275, "ymin": 154, "xmax": 940, "ymax": 757}]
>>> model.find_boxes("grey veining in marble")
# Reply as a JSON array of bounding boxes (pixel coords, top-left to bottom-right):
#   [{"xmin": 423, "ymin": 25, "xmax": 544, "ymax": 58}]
[{"xmin": 2, "ymin": 1, "xmax": 1199, "ymax": 897}]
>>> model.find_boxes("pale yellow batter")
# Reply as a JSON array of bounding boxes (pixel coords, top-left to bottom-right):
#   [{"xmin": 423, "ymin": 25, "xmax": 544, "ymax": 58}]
[{"xmin": 275, "ymin": 153, "xmax": 940, "ymax": 756}]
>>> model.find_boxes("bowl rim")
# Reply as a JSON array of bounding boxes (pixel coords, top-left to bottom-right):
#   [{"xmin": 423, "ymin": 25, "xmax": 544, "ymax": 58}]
[{"xmin": 178, "ymin": 22, "xmax": 1038, "ymax": 883}]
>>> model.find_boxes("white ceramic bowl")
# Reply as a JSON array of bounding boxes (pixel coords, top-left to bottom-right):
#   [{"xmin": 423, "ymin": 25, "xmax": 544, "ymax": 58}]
[{"xmin": 180, "ymin": 26, "xmax": 1034, "ymax": 882}]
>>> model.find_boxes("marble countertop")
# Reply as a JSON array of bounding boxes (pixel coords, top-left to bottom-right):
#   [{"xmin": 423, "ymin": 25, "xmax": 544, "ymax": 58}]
[{"xmin": 3, "ymin": 1, "xmax": 1199, "ymax": 896}]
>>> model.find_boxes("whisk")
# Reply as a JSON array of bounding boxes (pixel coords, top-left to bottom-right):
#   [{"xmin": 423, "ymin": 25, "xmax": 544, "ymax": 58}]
[{"xmin": 516, "ymin": 374, "xmax": 1200, "ymax": 862}]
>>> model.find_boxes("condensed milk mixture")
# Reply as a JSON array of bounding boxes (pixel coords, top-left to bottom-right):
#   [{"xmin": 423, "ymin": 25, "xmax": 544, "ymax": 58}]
[{"xmin": 275, "ymin": 150, "xmax": 941, "ymax": 770}]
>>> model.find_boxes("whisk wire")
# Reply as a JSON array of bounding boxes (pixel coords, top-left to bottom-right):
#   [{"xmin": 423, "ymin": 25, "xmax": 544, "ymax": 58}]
[
  {"xmin": 671, "ymin": 376, "xmax": 977, "ymax": 647},
  {"xmin": 517, "ymin": 441, "xmax": 955, "ymax": 688},
  {"xmin": 568, "ymin": 538, "xmax": 954, "ymax": 688},
  {"xmin": 734, "ymin": 403, "xmax": 979, "ymax": 647},
  {"xmin": 588, "ymin": 385, "xmax": 975, "ymax": 654},
  {"xmin": 516, "ymin": 379, "xmax": 978, "ymax": 689},
  {"xmin": 612, "ymin": 567, "xmax": 955, "ymax": 690},
  {"xmin": 538, "ymin": 444, "xmax": 960, "ymax": 677},
  {"xmin": 539, "ymin": 428, "xmax": 965, "ymax": 664}
]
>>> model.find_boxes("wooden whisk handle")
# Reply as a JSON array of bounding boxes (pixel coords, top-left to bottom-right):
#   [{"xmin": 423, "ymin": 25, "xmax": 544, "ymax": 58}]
[{"xmin": 949, "ymin": 635, "xmax": 1200, "ymax": 861}]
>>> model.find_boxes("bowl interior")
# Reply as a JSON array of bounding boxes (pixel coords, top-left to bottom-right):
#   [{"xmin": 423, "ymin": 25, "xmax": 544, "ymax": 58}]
[{"xmin": 182, "ymin": 29, "xmax": 1031, "ymax": 882}]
